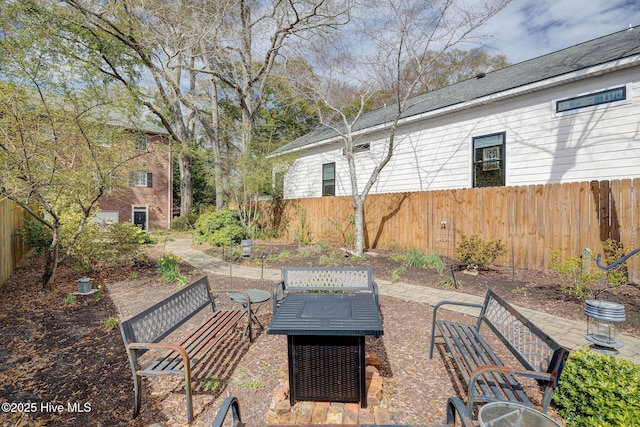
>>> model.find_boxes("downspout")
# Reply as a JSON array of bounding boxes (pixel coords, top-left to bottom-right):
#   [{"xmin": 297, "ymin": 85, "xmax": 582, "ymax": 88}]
[{"xmin": 167, "ymin": 137, "xmax": 173, "ymax": 229}]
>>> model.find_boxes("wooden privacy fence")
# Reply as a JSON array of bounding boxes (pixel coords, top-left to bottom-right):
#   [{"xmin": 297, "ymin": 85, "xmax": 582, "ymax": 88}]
[
  {"xmin": 0, "ymin": 199, "xmax": 30, "ymax": 288},
  {"xmin": 271, "ymin": 179, "xmax": 640, "ymax": 283}
]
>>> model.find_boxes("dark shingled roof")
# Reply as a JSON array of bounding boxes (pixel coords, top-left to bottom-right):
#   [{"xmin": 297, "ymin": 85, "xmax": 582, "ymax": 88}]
[{"xmin": 272, "ymin": 26, "xmax": 640, "ymax": 155}]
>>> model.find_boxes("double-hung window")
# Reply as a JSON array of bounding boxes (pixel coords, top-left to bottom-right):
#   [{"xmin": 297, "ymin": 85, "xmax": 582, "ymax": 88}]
[
  {"xmin": 473, "ymin": 133, "xmax": 505, "ymax": 188},
  {"xmin": 135, "ymin": 135, "xmax": 148, "ymax": 151},
  {"xmin": 130, "ymin": 171, "xmax": 153, "ymax": 187},
  {"xmin": 322, "ymin": 163, "xmax": 335, "ymax": 196}
]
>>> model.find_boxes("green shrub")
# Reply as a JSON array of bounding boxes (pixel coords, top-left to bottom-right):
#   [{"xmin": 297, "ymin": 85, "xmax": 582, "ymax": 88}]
[
  {"xmin": 68, "ymin": 222, "xmax": 149, "ymax": 272},
  {"xmin": 19, "ymin": 219, "xmax": 53, "ymax": 255},
  {"xmin": 171, "ymin": 210, "xmax": 199, "ymax": 231},
  {"xmin": 600, "ymin": 239, "xmax": 628, "ymax": 286},
  {"xmin": 454, "ymin": 235, "xmax": 506, "ymax": 269},
  {"xmin": 194, "ymin": 209, "xmax": 246, "ymax": 246},
  {"xmin": 553, "ymin": 347, "xmax": 640, "ymax": 426},
  {"xmin": 549, "ymin": 239, "xmax": 627, "ymax": 299},
  {"xmin": 549, "ymin": 250, "xmax": 604, "ymax": 298}
]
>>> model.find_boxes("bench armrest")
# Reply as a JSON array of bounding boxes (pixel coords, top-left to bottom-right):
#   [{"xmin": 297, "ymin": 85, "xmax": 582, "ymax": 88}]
[
  {"xmin": 468, "ymin": 365, "xmax": 557, "ymax": 414},
  {"xmin": 429, "ymin": 301, "xmax": 484, "ymax": 359},
  {"xmin": 126, "ymin": 342, "xmax": 192, "ymax": 374},
  {"xmin": 272, "ymin": 280, "xmax": 285, "ymax": 313},
  {"xmin": 370, "ymin": 279, "xmax": 380, "ymax": 308},
  {"xmin": 211, "ymin": 396, "xmax": 242, "ymax": 427},
  {"xmin": 446, "ymin": 396, "xmax": 474, "ymax": 427}
]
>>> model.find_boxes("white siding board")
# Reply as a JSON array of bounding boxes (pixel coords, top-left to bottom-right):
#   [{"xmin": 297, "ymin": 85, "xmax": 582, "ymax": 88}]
[{"xmin": 283, "ymin": 66, "xmax": 640, "ymax": 199}]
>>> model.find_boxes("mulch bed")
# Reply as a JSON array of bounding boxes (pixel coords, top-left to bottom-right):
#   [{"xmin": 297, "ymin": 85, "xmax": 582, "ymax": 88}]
[
  {"xmin": 1, "ymin": 240, "xmax": 638, "ymax": 426},
  {"xmin": 0, "ymin": 258, "xmax": 164, "ymax": 427}
]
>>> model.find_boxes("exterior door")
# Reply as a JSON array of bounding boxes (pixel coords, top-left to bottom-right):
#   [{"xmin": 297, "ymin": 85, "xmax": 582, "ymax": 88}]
[{"xmin": 132, "ymin": 206, "xmax": 148, "ymax": 230}]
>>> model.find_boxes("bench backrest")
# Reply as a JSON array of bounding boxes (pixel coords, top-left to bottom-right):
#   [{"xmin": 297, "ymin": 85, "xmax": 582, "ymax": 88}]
[
  {"xmin": 479, "ymin": 290, "xmax": 569, "ymax": 377},
  {"xmin": 284, "ymin": 266, "xmax": 377, "ymax": 298},
  {"xmin": 119, "ymin": 276, "xmax": 214, "ymax": 355},
  {"xmin": 279, "ymin": 267, "xmax": 379, "ymax": 310},
  {"xmin": 283, "ymin": 266, "xmax": 373, "ymax": 291}
]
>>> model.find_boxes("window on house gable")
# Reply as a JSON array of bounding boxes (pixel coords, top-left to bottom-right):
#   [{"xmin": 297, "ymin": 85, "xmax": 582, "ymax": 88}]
[
  {"xmin": 130, "ymin": 171, "xmax": 153, "ymax": 187},
  {"xmin": 134, "ymin": 134, "xmax": 148, "ymax": 151},
  {"xmin": 556, "ymin": 86, "xmax": 626, "ymax": 113},
  {"xmin": 322, "ymin": 163, "xmax": 335, "ymax": 196},
  {"xmin": 342, "ymin": 142, "xmax": 370, "ymax": 156},
  {"xmin": 473, "ymin": 133, "xmax": 505, "ymax": 188}
]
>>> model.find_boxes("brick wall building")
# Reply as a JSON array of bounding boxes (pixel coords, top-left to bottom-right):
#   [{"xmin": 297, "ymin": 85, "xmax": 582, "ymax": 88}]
[{"xmin": 97, "ymin": 132, "xmax": 172, "ymax": 230}]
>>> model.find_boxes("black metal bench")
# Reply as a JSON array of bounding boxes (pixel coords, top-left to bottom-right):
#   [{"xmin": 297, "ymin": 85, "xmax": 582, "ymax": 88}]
[
  {"xmin": 211, "ymin": 395, "xmax": 474, "ymax": 427},
  {"xmin": 119, "ymin": 276, "xmax": 251, "ymax": 424},
  {"xmin": 429, "ymin": 289, "xmax": 570, "ymax": 419},
  {"xmin": 272, "ymin": 266, "xmax": 379, "ymax": 313}
]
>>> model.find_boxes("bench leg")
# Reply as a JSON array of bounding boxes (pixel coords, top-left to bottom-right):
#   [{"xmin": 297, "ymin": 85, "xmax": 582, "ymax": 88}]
[
  {"xmin": 133, "ymin": 374, "xmax": 142, "ymax": 419},
  {"xmin": 446, "ymin": 396, "xmax": 474, "ymax": 427},
  {"xmin": 185, "ymin": 373, "xmax": 194, "ymax": 424}
]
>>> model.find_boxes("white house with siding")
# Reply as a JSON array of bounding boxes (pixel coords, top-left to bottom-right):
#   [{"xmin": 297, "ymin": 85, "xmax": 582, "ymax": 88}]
[{"xmin": 271, "ymin": 27, "xmax": 640, "ymax": 199}]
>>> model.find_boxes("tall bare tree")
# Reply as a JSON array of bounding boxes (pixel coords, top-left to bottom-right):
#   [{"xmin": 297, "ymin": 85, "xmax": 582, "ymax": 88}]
[
  {"xmin": 60, "ymin": 0, "xmax": 214, "ymax": 215},
  {"xmin": 63, "ymin": 0, "xmax": 352, "ymax": 213},
  {"xmin": 298, "ymin": 0, "xmax": 511, "ymax": 255}
]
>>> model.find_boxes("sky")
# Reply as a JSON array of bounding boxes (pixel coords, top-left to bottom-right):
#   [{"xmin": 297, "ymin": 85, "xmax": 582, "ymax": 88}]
[{"xmin": 472, "ymin": 0, "xmax": 640, "ymax": 64}]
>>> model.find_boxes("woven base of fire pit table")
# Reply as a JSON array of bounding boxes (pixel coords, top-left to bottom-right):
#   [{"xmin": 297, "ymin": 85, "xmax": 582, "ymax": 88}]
[{"xmin": 289, "ymin": 335, "xmax": 365, "ymax": 406}]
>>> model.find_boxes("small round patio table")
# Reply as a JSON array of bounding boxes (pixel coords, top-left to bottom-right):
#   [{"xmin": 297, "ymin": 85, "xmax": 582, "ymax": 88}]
[
  {"xmin": 229, "ymin": 289, "xmax": 271, "ymax": 331},
  {"xmin": 478, "ymin": 402, "xmax": 562, "ymax": 427}
]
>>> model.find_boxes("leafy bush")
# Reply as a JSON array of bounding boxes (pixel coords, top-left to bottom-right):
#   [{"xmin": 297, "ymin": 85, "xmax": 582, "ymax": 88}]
[
  {"xmin": 171, "ymin": 210, "xmax": 199, "ymax": 231},
  {"xmin": 454, "ymin": 235, "xmax": 506, "ymax": 269},
  {"xmin": 549, "ymin": 250, "xmax": 604, "ymax": 298},
  {"xmin": 194, "ymin": 209, "xmax": 246, "ymax": 246},
  {"xmin": 600, "ymin": 239, "xmax": 628, "ymax": 286},
  {"xmin": 19, "ymin": 219, "xmax": 53, "ymax": 255},
  {"xmin": 549, "ymin": 239, "xmax": 627, "ymax": 299},
  {"xmin": 68, "ymin": 222, "xmax": 149, "ymax": 272},
  {"xmin": 553, "ymin": 347, "xmax": 640, "ymax": 426}
]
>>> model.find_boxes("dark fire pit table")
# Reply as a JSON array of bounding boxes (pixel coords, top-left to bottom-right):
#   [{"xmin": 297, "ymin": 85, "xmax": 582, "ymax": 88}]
[{"xmin": 267, "ymin": 292, "xmax": 383, "ymax": 407}]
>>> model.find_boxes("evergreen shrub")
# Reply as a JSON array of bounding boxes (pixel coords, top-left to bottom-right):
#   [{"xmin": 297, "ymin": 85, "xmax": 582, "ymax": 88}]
[
  {"xmin": 194, "ymin": 209, "xmax": 246, "ymax": 246},
  {"xmin": 553, "ymin": 347, "xmax": 640, "ymax": 426}
]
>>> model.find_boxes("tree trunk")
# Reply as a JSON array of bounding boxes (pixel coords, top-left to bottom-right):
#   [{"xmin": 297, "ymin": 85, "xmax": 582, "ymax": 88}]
[
  {"xmin": 42, "ymin": 236, "xmax": 59, "ymax": 290},
  {"xmin": 209, "ymin": 80, "xmax": 225, "ymax": 209},
  {"xmin": 179, "ymin": 152, "xmax": 193, "ymax": 215},
  {"xmin": 353, "ymin": 196, "xmax": 365, "ymax": 255}
]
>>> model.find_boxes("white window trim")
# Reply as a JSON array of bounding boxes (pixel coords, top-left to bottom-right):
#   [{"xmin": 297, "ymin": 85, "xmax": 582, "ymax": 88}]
[
  {"xmin": 135, "ymin": 134, "xmax": 148, "ymax": 151},
  {"xmin": 342, "ymin": 142, "xmax": 371, "ymax": 156},
  {"xmin": 551, "ymin": 83, "xmax": 632, "ymax": 118},
  {"xmin": 132, "ymin": 171, "xmax": 148, "ymax": 187},
  {"xmin": 132, "ymin": 205, "xmax": 149, "ymax": 231}
]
